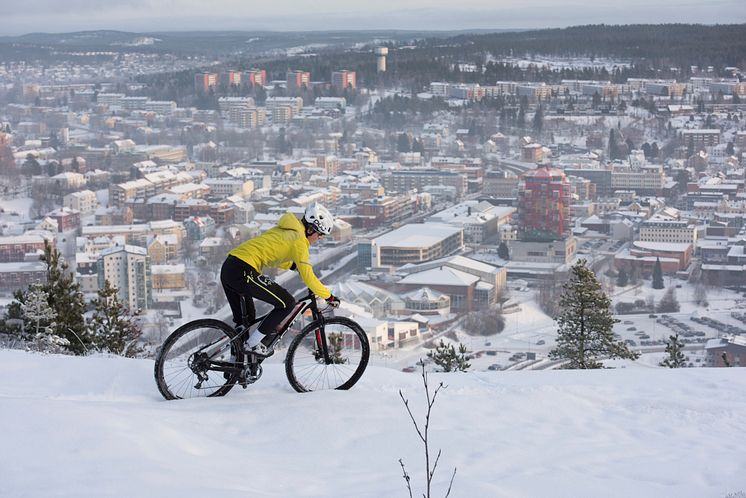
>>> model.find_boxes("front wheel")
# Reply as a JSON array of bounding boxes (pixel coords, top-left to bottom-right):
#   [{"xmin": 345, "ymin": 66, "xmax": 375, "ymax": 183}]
[
  {"xmin": 154, "ymin": 319, "xmax": 242, "ymax": 400},
  {"xmin": 285, "ymin": 317, "xmax": 370, "ymax": 393}
]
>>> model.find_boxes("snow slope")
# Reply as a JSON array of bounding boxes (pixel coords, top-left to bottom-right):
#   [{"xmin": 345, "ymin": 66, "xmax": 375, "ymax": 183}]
[{"xmin": 1, "ymin": 349, "xmax": 745, "ymax": 498}]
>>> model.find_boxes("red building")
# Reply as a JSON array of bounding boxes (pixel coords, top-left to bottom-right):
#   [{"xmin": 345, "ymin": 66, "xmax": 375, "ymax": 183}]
[
  {"xmin": 332, "ymin": 70, "xmax": 357, "ymax": 92},
  {"xmin": 242, "ymin": 69, "xmax": 266, "ymax": 87},
  {"xmin": 517, "ymin": 165, "xmax": 571, "ymax": 241},
  {"xmin": 286, "ymin": 70, "xmax": 311, "ymax": 93},
  {"xmin": 194, "ymin": 72, "xmax": 218, "ymax": 93},
  {"xmin": 48, "ymin": 207, "xmax": 81, "ymax": 232}
]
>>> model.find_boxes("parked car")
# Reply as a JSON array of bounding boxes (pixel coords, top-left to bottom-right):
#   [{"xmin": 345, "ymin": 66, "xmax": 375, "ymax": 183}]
[{"xmin": 487, "ymin": 364, "xmax": 501, "ymax": 371}]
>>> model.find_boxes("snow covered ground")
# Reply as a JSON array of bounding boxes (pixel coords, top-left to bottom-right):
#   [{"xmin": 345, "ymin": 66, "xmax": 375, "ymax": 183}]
[{"xmin": 1, "ymin": 349, "xmax": 745, "ymax": 498}]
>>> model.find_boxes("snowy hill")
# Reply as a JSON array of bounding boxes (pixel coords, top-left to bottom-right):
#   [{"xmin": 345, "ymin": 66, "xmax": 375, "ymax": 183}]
[{"xmin": 1, "ymin": 349, "xmax": 745, "ymax": 498}]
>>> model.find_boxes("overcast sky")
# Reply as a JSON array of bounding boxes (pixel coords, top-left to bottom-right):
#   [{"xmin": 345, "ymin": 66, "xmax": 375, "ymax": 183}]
[{"xmin": 1, "ymin": 0, "xmax": 744, "ymax": 35}]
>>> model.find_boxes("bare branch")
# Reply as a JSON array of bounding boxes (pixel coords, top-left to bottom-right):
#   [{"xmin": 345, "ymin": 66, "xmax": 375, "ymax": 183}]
[
  {"xmin": 399, "ymin": 389, "xmax": 426, "ymax": 443},
  {"xmin": 429, "ymin": 448, "xmax": 442, "ymax": 481},
  {"xmin": 444, "ymin": 468, "xmax": 457, "ymax": 498},
  {"xmin": 399, "ymin": 458, "xmax": 413, "ymax": 498}
]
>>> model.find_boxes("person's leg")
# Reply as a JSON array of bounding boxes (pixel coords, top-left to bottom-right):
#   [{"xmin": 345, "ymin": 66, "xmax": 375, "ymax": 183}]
[
  {"xmin": 220, "ymin": 256, "xmax": 256, "ymax": 328},
  {"xmin": 242, "ymin": 267, "xmax": 296, "ymax": 346}
]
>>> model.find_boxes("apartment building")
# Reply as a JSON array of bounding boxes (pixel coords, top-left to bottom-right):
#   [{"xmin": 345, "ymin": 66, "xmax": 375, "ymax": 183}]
[
  {"xmin": 63, "ymin": 190, "xmax": 97, "ymax": 214},
  {"xmin": 679, "ymin": 129, "xmax": 721, "ymax": 155},
  {"xmin": 97, "ymin": 245, "xmax": 151, "ymax": 312},
  {"xmin": 242, "ymin": 69, "xmax": 266, "ymax": 87},
  {"xmin": 332, "ymin": 70, "xmax": 356, "ymax": 91},
  {"xmin": 639, "ymin": 219, "xmax": 698, "ymax": 245},
  {"xmin": 610, "ymin": 164, "xmax": 665, "ymax": 194},
  {"xmin": 0, "ymin": 234, "xmax": 50, "ymax": 262},
  {"xmin": 194, "ymin": 72, "xmax": 218, "ymax": 93},
  {"xmin": 381, "ymin": 169, "xmax": 468, "ymax": 199},
  {"xmin": 286, "ymin": 70, "xmax": 311, "ymax": 93}
]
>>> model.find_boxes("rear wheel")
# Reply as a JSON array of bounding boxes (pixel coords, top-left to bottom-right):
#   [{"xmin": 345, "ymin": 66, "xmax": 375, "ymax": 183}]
[
  {"xmin": 285, "ymin": 317, "xmax": 370, "ymax": 393},
  {"xmin": 154, "ymin": 319, "xmax": 242, "ymax": 400}
]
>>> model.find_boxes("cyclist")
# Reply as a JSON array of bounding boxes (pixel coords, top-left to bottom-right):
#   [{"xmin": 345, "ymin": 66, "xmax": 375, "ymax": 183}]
[{"xmin": 220, "ymin": 203, "xmax": 340, "ymax": 356}]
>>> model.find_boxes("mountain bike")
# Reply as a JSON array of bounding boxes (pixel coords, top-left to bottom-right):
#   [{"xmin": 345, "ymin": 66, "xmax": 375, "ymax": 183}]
[{"xmin": 154, "ymin": 291, "xmax": 370, "ymax": 400}]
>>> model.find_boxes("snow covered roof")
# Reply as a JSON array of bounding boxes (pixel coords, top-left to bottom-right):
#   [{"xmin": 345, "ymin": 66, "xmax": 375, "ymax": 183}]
[
  {"xmin": 151, "ymin": 264, "xmax": 186, "ymax": 274},
  {"xmin": 373, "ymin": 223, "xmax": 462, "ymax": 249},
  {"xmin": 399, "ymin": 266, "xmax": 479, "ymax": 287},
  {"xmin": 402, "ymin": 287, "xmax": 448, "ymax": 301},
  {"xmin": 632, "ymin": 241, "xmax": 692, "ymax": 252}
]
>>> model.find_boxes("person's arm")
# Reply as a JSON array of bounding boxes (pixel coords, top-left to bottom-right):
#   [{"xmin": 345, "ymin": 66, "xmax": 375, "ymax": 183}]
[{"xmin": 292, "ymin": 242, "xmax": 331, "ymax": 299}]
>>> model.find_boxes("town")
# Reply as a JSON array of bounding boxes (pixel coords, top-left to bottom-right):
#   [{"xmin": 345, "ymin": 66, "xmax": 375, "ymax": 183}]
[{"xmin": 1, "ymin": 26, "xmax": 745, "ymax": 370}]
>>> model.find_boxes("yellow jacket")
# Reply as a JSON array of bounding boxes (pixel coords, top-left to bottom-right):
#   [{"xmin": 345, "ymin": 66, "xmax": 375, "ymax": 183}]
[{"xmin": 228, "ymin": 212, "xmax": 332, "ymax": 299}]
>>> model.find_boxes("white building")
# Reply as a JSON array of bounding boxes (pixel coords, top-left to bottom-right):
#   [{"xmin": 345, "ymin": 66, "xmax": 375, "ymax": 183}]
[
  {"xmin": 97, "ymin": 245, "xmax": 151, "ymax": 312},
  {"xmin": 63, "ymin": 190, "xmax": 97, "ymax": 215}
]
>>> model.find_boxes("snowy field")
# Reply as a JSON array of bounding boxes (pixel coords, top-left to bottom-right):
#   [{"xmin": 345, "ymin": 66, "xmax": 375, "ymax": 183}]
[{"xmin": 1, "ymin": 349, "xmax": 745, "ymax": 498}]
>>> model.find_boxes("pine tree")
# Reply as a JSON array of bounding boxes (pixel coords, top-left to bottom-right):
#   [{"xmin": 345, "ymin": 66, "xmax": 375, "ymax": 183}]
[
  {"xmin": 656, "ymin": 287, "xmax": 680, "ymax": 313},
  {"xmin": 659, "ymin": 334, "xmax": 687, "ymax": 368},
  {"xmin": 532, "ymin": 105, "xmax": 544, "ymax": 134},
  {"xmin": 616, "ymin": 268, "xmax": 628, "ymax": 287},
  {"xmin": 20, "ymin": 284, "xmax": 56, "ymax": 338},
  {"xmin": 328, "ymin": 332, "xmax": 346, "ymax": 364},
  {"xmin": 498, "ymin": 242, "xmax": 510, "ymax": 260},
  {"xmin": 89, "ymin": 280, "xmax": 142, "ymax": 357},
  {"xmin": 652, "ymin": 257, "xmax": 664, "ymax": 289},
  {"xmin": 427, "ymin": 340, "xmax": 471, "ymax": 372},
  {"xmin": 608, "ymin": 129, "xmax": 621, "ymax": 160},
  {"xmin": 549, "ymin": 260, "xmax": 639, "ymax": 369},
  {"xmin": 39, "ymin": 240, "xmax": 91, "ymax": 354}
]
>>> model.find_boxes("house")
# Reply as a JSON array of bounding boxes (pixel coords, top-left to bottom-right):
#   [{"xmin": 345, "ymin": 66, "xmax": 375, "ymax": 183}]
[{"xmin": 705, "ymin": 335, "xmax": 746, "ymax": 367}]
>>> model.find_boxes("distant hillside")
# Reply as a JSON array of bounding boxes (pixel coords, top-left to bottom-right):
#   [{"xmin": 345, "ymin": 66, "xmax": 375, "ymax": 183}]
[{"xmin": 432, "ymin": 24, "xmax": 746, "ymax": 67}]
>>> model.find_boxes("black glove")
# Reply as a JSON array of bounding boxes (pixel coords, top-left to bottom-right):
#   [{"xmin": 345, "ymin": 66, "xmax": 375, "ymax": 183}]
[
  {"xmin": 289, "ymin": 262, "xmax": 297, "ymax": 271},
  {"xmin": 326, "ymin": 295, "xmax": 340, "ymax": 308}
]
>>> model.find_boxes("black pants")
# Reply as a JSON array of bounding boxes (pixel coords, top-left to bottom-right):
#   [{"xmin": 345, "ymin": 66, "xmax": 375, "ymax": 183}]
[{"xmin": 220, "ymin": 255, "xmax": 296, "ymax": 335}]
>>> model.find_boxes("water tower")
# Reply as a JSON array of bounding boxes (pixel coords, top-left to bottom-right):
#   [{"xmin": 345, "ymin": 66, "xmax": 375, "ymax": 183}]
[{"xmin": 375, "ymin": 47, "xmax": 388, "ymax": 72}]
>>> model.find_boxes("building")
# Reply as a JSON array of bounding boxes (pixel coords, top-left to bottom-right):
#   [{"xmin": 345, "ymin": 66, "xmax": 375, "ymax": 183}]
[
  {"xmin": 144, "ymin": 101, "xmax": 177, "ymax": 116},
  {"xmin": 332, "ymin": 70, "xmax": 356, "ymax": 91},
  {"xmin": 265, "ymin": 97, "xmax": 303, "ymax": 114},
  {"xmin": 0, "ymin": 234, "xmax": 51, "ymax": 262},
  {"xmin": 97, "ymin": 245, "xmax": 151, "ymax": 312},
  {"xmin": 371, "ymin": 223, "xmax": 464, "ymax": 268},
  {"xmin": 242, "ymin": 69, "xmax": 267, "ymax": 87},
  {"xmin": 517, "ymin": 166, "xmax": 572, "ymax": 241},
  {"xmin": 0, "ymin": 261, "xmax": 47, "ymax": 293},
  {"xmin": 483, "ymin": 170, "xmax": 520, "ymax": 198},
  {"xmin": 184, "ymin": 216, "xmax": 216, "ymax": 240},
  {"xmin": 639, "ymin": 219, "xmax": 698, "ymax": 245},
  {"xmin": 610, "ymin": 164, "xmax": 665, "ymax": 195},
  {"xmin": 314, "ymin": 97, "xmax": 347, "ymax": 111},
  {"xmin": 151, "ymin": 264, "xmax": 187, "ymax": 290},
  {"xmin": 427, "ymin": 201, "xmax": 514, "ymax": 243},
  {"xmin": 381, "ymin": 169, "xmax": 468, "ymax": 199},
  {"xmin": 615, "ymin": 241, "xmax": 693, "ymax": 276},
  {"xmin": 194, "ymin": 72, "xmax": 218, "ymax": 93},
  {"xmin": 375, "ymin": 47, "xmax": 388, "ymax": 72},
  {"xmin": 509, "ymin": 237, "xmax": 577, "ymax": 264},
  {"xmin": 218, "ymin": 97, "xmax": 256, "ymax": 116},
  {"xmin": 679, "ymin": 129, "xmax": 721, "ymax": 156},
  {"xmin": 63, "ymin": 190, "xmax": 97, "ymax": 215},
  {"xmin": 286, "ymin": 70, "xmax": 311, "ymax": 93},
  {"xmin": 705, "ymin": 335, "xmax": 746, "ymax": 367},
  {"xmin": 47, "ymin": 207, "xmax": 81, "ymax": 232}
]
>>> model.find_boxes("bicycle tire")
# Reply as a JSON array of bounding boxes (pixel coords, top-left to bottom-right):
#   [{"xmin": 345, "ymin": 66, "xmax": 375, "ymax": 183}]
[
  {"xmin": 154, "ymin": 319, "xmax": 242, "ymax": 400},
  {"xmin": 285, "ymin": 317, "xmax": 370, "ymax": 393}
]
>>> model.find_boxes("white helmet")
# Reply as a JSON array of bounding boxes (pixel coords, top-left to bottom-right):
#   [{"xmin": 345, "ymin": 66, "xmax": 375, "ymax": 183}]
[{"xmin": 303, "ymin": 203, "xmax": 334, "ymax": 235}]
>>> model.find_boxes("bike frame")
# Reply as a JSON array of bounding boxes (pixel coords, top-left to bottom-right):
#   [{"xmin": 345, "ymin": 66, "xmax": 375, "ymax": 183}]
[{"xmin": 202, "ymin": 291, "xmax": 332, "ymax": 377}]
